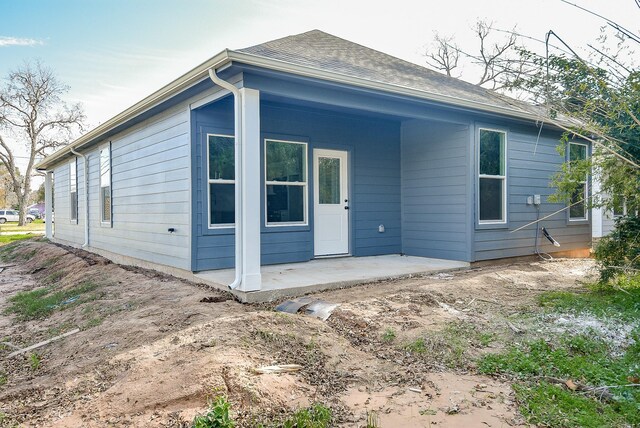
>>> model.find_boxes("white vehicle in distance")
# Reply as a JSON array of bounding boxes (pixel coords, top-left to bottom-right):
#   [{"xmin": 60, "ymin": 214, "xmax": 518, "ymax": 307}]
[{"xmin": 0, "ymin": 209, "xmax": 36, "ymax": 224}]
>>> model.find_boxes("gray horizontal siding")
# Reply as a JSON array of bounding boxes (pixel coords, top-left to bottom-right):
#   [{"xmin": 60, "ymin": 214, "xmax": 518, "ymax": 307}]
[
  {"xmin": 401, "ymin": 119, "xmax": 471, "ymax": 262},
  {"xmin": 473, "ymin": 125, "xmax": 591, "ymax": 261},
  {"xmin": 53, "ymin": 105, "xmax": 191, "ymax": 270},
  {"xmin": 192, "ymin": 99, "xmax": 401, "ymax": 271},
  {"xmin": 52, "ymin": 159, "xmax": 85, "ymax": 244}
]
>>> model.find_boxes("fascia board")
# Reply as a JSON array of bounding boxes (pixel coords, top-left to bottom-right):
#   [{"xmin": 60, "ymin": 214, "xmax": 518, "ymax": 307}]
[{"xmin": 36, "ymin": 50, "xmax": 231, "ymax": 170}]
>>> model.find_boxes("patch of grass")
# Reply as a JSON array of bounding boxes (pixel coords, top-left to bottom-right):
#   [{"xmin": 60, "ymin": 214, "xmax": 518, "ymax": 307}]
[
  {"xmin": 479, "ymin": 330, "xmax": 640, "ymax": 426},
  {"xmin": 478, "ymin": 332, "xmax": 495, "ymax": 347},
  {"xmin": 279, "ymin": 404, "xmax": 332, "ymax": 428},
  {"xmin": 192, "ymin": 395, "xmax": 235, "ymax": 428},
  {"xmin": 44, "ymin": 270, "xmax": 64, "ymax": 285},
  {"xmin": 4, "ymin": 280, "xmax": 100, "ymax": 320},
  {"xmin": 381, "ymin": 328, "xmax": 396, "ymax": 343},
  {"xmin": 0, "ymin": 221, "xmax": 45, "ymax": 233},
  {"xmin": 403, "ymin": 322, "xmax": 494, "ymax": 368},
  {"xmin": 538, "ymin": 276, "xmax": 640, "ymax": 321},
  {"xmin": 0, "ymin": 371, "xmax": 7, "ymax": 386},
  {"xmin": 514, "ymin": 382, "xmax": 629, "ymax": 428},
  {"xmin": 404, "ymin": 337, "xmax": 426, "ymax": 354},
  {"xmin": 29, "ymin": 353, "xmax": 41, "ymax": 371},
  {"xmin": 84, "ymin": 316, "xmax": 104, "ymax": 329},
  {"xmin": 0, "ymin": 234, "xmax": 34, "ymax": 245}
]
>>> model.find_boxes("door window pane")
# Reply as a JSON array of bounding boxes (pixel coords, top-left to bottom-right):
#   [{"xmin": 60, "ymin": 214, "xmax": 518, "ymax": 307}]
[
  {"xmin": 319, "ymin": 157, "xmax": 340, "ymax": 204},
  {"xmin": 479, "ymin": 178, "xmax": 504, "ymax": 221},
  {"xmin": 267, "ymin": 185, "xmax": 304, "ymax": 223}
]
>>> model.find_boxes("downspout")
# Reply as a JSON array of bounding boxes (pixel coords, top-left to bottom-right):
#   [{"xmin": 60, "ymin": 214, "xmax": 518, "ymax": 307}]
[
  {"xmin": 207, "ymin": 68, "xmax": 243, "ymax": 290},
  {"xmin": 70, "ymin": 148, "xmax": 89, "ymax": 248}
]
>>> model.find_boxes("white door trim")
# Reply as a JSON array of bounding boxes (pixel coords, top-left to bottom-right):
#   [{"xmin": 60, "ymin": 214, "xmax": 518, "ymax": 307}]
[{"xmin": 313, "ymin": 149, "xmax": 349, "ymax": 257}]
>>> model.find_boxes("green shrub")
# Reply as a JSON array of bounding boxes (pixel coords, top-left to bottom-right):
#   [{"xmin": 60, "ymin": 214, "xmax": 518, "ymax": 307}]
[
  {"xmin": 594, "ymin": 215, "xmax": 640, "ymax": 282},
  {"xmin": 192, "ymin": 395, "xmax": 234, "ymax": 428}
]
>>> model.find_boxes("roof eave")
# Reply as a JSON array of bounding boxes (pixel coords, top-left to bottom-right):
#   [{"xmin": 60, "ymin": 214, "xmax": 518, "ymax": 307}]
[
  {"xmin": 36, "ymin": 50, "xmax": 232, "ymax": 170},
  {"xmin": 226, "ymin": 50, "xmax": 548, "ymax": 124},
  {"xmin": 38, "ymin": 48, "xmax": 554, "ymax": 170}
]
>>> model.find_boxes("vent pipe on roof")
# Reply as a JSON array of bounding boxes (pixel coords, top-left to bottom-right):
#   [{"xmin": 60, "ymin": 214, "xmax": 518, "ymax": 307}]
[
  {"xmin": 207, "ymin": 68, "xmax": 243, "ymax": 291},
  {"xmin": 70, "ymin": 148, "xmax": 89, "ymax": 248}
]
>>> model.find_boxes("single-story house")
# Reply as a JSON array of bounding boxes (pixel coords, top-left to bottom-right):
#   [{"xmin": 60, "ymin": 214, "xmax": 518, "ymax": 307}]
[{"xmin": 36, "ymin": 30, "xmax": 591, "ymax": 296}]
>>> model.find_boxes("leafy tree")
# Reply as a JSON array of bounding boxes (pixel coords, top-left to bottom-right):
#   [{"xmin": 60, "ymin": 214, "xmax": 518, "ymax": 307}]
[
  {"xmin": 510, "ymin": 19, "xmax": 639, "ymax": 279},
  {"xmin": 0, "ymin": 61, "xmax": 84, "ymax": 225}
]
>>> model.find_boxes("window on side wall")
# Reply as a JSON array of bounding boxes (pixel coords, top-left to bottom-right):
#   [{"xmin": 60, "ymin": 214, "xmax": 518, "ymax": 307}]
[
  {"xmin": 568, "ymin": 142, "xmax": 588, "ymax": 221},
  {"xmin": 478, "ymin": 128, "xmax": 506, "ymax": 224},
  {"xmin": 100, "ymin": 144, "xmax": 112, "ymax": 225},
  {"xmin": 70, "ymin": 158, "xmax": 78, "ymax": 222},
  {"xmin": 265, "ymin": 139, "xmax": 307, "ymax": 226},
  {"xmin": 208, "ymin": 134, "xmax": 235, "ymax": 227}
]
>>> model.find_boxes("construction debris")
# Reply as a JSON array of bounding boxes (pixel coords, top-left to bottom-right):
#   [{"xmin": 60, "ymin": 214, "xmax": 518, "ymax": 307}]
[
  {"xmin": 7, "ymin": 328, "xmax": 80, "ymax": 358},
  {"xmin": 252, "ymin": 364, "xmax": 303, "ymax": 374},
  {"xmin": 275, "ymin": 297, "xmax": 339, "ymax": 321}
]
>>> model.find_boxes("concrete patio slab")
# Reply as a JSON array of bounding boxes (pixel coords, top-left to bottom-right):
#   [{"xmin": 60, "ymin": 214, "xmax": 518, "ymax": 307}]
[{"xmin": 194, "ymin": 255, "xmax": 469, "ymax": 303}]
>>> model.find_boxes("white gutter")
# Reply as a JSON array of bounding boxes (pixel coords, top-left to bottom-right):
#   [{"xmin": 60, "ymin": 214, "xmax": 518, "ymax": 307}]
[
  {"xmin": 70, "ymin": 148, "xmax": 89, "ymax": 247},
  {"xmin": 207, "ymin": 68, "xmax": 243, "ymax": 291}
]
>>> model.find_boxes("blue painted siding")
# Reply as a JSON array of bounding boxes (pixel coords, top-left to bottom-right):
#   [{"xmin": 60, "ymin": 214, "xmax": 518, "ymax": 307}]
[
  {"xmin": 401, "ymin": 120, "xmax": 472, "ymax": 261},
  {"xmin": 473, "ymin": 123, "xmax": 591, "ymax": 260},
  {"xmin": 192, "ymin": 99, "xmax": 401, "ymax": 271}
]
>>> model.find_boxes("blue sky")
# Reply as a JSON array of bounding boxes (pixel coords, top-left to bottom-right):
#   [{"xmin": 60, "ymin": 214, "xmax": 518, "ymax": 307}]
[{"xmin": 0, "ymin": 0, "xmax": 638, "ymax": 170}]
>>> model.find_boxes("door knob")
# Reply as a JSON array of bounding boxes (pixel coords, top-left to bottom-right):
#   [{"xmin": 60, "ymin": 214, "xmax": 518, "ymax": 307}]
[{"xmin": 344, "ymin": 206, "xmax": 349, "ymax": 210}]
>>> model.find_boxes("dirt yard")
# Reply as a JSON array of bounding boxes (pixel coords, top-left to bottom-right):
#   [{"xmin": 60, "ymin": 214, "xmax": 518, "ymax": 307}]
[{"xmin": 0, "ymin": 239, "xmax": 596, "ymax": 427}]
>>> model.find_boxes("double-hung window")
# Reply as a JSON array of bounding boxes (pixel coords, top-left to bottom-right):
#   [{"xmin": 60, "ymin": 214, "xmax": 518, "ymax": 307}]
[
  {"xmin": 265, "ymin": 139, "xmax": 307, "ymax": 226},
  {"xmin": 100, "ymin": 144, "xmax": 112, "ymax": 225},
  {"xmin": 478, "ymin": 128, "xmax": 507, "ymax": 224},
  {"xmin": 69, "ymin": 158, "xmax": 78, "ymax": 223},
  {"xmin": 208, "ymin": 134, "xmax": 235, "ymax": 227},
  {"xmin": 568, "ymin": 142, "xmax": 588, "ymax": 221}
]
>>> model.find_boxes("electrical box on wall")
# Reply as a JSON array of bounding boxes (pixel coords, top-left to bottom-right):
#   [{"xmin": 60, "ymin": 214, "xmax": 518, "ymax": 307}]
[
  {"xmin": 534, "ymin": 194, "xmax": 541, "ymax": 205},
  {"xmin": 527, "ymin": 196, "xmax": 533, "ymax": 205}
]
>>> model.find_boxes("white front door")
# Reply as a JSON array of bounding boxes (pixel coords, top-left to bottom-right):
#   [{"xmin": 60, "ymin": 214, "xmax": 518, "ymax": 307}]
[{"xmin": 314, "ymin": 149, "xmax": 349, "ymax": 256}]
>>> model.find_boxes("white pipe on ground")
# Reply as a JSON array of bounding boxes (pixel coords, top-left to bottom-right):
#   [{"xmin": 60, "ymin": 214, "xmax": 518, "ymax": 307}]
[
  {"xmin": 207, "ymin": 68, "xmax": 243, "ymax": 290},
  {"xmin": 70, "ymin": 148, "xmax": 89, "ymax": 248}
]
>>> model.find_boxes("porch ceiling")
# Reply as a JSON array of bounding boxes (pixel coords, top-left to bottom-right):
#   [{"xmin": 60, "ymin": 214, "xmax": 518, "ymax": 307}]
[{"xmin": 194, "ymin": 255, "xmax": 469, "ymax": 303}]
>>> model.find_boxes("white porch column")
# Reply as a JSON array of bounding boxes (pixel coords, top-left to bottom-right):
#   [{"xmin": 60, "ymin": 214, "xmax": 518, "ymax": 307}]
[
  {"xmin": 44, "ymin": 171, "xmax": 53, "ymax": 239},
  {"xmin": 239, "ymin": 87, "xmax": 262, "ymax": 291}
]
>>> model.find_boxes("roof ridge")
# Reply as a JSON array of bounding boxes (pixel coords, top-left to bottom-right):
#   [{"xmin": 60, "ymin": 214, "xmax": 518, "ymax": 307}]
[{"xmin": 238, "ymin": 29, "xmax": 504, "ymax": 98}]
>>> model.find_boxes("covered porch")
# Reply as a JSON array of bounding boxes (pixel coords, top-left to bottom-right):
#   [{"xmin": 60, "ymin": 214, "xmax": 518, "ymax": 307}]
[
  {"xmin": 191, "ymin": 63, "xmax": 475, "ymax": 296},
  {"xmin": 195, "ymin": 254, "xmax": 469, "ymax": 303}
]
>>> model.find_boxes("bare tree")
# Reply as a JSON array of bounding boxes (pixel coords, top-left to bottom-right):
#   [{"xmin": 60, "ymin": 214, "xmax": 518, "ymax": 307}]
[
  {"xmin": 0, "ymin": 61, "xmax": 84, "ymax": 225},
  {"xmin": 425, "ymin": 20, "xmax": 534, "ymax": 92},
  {"xmin": 425, "ymin": 33, "xmax": 460, "ymax": 77}
]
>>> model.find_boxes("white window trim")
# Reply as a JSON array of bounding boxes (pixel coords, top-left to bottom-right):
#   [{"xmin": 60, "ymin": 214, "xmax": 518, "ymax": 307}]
[
  {"xmin": 568, "ymin": 141, "xmax": 589, "ymax": 222},
  {"xmin": 477, "ymin": 127, "xmax": 507, "ymax": 225},
  {"xmin": 207, "ymin": 133, "xmax": 235, "ymax": 229},
  {"xmin": 69, "ymin": 157, "xmax": 78, "ymax": 224},
  {"xmin": 99, "ymin": 142, "xmax": 113, "ymax": 227},
  {"xmin": 264, "ymin": 138, "xmax": 308, "ymax": 227}
]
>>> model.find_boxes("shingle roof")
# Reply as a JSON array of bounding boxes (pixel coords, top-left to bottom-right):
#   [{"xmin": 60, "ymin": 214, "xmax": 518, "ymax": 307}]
[{"xmin": 238, "ymin": 30, "xmax": 533, "ymax": 116}]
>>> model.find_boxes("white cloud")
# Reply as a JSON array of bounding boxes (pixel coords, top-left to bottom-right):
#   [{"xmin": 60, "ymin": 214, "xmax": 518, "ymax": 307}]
[{"xmin": 0, "ymin": 36, "xmax": 43, "ymax": 47}]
